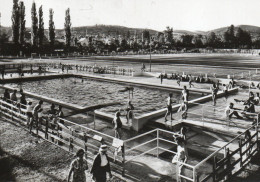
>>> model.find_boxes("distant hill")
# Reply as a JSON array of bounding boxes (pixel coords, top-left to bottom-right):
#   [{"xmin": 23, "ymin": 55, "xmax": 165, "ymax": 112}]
[
  {"xmin": 210, "ymin": 25, "xmax": 260, "ymax": 36},
  {"xmin": 1, "ymin": 24, "xmax": 260, "ymax": 39},
  {"xmin": 54, "ymin": 25, "xmax": 159, "ymax": 38}
]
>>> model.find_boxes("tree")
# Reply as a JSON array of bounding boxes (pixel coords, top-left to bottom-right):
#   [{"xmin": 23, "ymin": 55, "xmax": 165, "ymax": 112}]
[
  {"xmin": 224, "ymin": 24, "xmax": 236, "ymax": 48},
  {"xmin": 11, "ymin": 0, "xmax": 20, "ymax": 45},
  {"xmin": 31, "ymin": 1, "xmax": 38, "ymax": 47},
  {"xmin": 142, "ymin": 30, "xmax": 150, "ymax": 43},
  {"xmin": 236, "ymin": 28, "xmax": 252, "ymax": 48},
  {"xmin": 126, "ymin": 30, "xmax": 130, "ymax": 40},
  {"xmin": 64, "ymin": 8, "xmax": 71, "ymax": 48},
  {"xmin": 49, "ymin": 9, "xmax": 55, "ymax": 48},
  {"xmin": 181, "ymin": 34, "xmax": 194, "ymax": 47},
  {"xmin": 19, "ymin": 1, "xmax": 26, "ymax": 45},
  {"xmin": 164, "ymin": 26, "xmax": 173, "ymax": 44},
  {"xmin": 38, "ymin": 5, "xmax": 44, "ymax": 48},
  {"xmin": 193, "ymin": 34, "xmax": 203, "ymax": 48}
]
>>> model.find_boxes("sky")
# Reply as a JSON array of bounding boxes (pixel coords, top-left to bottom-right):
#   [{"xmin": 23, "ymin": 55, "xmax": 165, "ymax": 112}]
[{"xmin": 1, "ymin": 0, "xmax": 260, "ymax": 32}]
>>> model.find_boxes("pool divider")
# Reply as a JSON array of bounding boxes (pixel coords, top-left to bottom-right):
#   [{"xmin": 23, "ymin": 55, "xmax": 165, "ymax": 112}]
[
  {"xmin": 75, "ymin": 73, "xmax": 213, "ymax": 94},
  {"xmin": 132, "ymin": 87, "xmax": 238, "ymax": 131}
]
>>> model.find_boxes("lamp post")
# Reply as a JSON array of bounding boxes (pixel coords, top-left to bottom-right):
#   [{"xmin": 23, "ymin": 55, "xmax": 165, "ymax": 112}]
[{"xmin": 149, "ymin": 44, "xmax": 152, "ymax": 72}]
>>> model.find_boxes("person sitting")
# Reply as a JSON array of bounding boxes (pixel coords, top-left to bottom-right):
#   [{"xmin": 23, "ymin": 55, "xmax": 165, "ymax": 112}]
[
  {"xmin": 250, "ymin": 82, "xmax": 256, "ymax": 89},
  {"xmin": 225, "ymin": 102, "xmax": 242, "ymax": 119},
  {"xmin": 245, "ymin": 102, "xmax": 255, "ymax": 113},
  {"xmin": 254, "ymin": 93, "xmax": 260, "ymax": 105}
]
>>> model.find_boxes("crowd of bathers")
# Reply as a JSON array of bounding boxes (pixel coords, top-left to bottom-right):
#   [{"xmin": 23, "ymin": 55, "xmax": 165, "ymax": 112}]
[
  {"xmin": 159, "ymin": 73, "xmax": 213, "ymax": 85},
  {"xmin": 60, "ymin": 63, "xmax": 131, "ymax": 75}
]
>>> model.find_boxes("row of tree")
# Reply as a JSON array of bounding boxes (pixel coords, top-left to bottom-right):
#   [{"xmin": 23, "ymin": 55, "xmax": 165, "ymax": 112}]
[
  {"xmin": 3, "ymin": 0, "xmax": 260, "ymax": 54},
  {"xmin": 11, "ymin": 0, "xmax": 71, "ymax": 50}
]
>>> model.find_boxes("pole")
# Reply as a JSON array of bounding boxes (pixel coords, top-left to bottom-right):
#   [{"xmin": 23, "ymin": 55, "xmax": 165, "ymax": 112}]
[
  {"xmin": 149, "ymin": 45, "xmax": 151, "ymax": 72},
  {"xmin": 157, "ymin": 129, "xmax": 159, "ymax": 157}
]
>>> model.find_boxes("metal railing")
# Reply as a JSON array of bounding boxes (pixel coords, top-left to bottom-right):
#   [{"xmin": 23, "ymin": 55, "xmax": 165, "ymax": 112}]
[{"xmin": 123, "ymin": 128, "xmax": 197, "ymax": 182}]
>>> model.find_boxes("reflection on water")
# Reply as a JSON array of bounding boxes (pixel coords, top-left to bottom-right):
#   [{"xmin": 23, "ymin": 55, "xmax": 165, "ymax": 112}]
[{"xmin": 9, "ymin": 78, "xmax": 200, "ymax": 116}]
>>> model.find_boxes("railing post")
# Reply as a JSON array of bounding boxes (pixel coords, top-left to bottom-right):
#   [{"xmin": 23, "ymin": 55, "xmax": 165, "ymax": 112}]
[
  {"xmin": 122, "ymin": 143, "xmax": 125, "ymax": 176},
  {"xmin": 176, "ymin": 161, "xmax": 180, "ymax": 182},
  {"xmin": 239, "ymin": 139, "xmax": 242, "ymax": 167},
  {"xmin": 193, "ymin": 167, "xmax": 197, "ymax": 182},
  {"xmin": 257, "ymin": 114, "xmax": 259, "ymax": 132},
  {"xmin": 157, "ymin": 129, "xmax": 159, "ymax": 158},
  {"xmin": 212, "ymin": 156, "xmax": 216, "ymax": 182}
]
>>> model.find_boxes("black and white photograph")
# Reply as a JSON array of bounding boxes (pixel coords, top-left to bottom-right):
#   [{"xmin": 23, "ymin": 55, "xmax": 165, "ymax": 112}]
[{"xmin": 0, "ymin": 0, "xmax": 260, "ymax": 181}]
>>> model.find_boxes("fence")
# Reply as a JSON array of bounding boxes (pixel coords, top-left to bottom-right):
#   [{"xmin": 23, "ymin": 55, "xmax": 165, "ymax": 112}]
[
  {"xmin": 0, "ymin": 96, "xmax": 259, "ymax": 181},
  {"xmin": 197, "ymin": 124, "xmax": 259, "ymax": 182},
  {"xmin": 0, "ymin": 98, "xmax": 125, "ymax": 175},
  {"xmin": 123, "ymin": 128, "xmax": 198, "ymax": 182}
]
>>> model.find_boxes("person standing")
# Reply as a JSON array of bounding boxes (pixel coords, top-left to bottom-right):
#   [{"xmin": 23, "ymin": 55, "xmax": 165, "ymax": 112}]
[
  {"xmin": 126, "ymin": 101, "xmax": 134, "ymax": 124},
  {"xmin": 211, "ymin": 83, "xmax": 218, "ymax": 106},
  {"xmin": 68, "ymin": 149, "xmax": 88, "ymax": 182},
  {"xmin": 33, "ymin": 100, "xmax": 43, "ymax": 135},
  {"xmin": 172, "ymin": 138, "xmax": 188, "ymax": 174},
  {"xmin": 160, "ymin": 73, "xmax": 163, "ymax": 84},
  {"xmin": 165, "ymin": 93, "xmax": 174, "ymax": 121},
  {"xmin": 181, "ymin": 86, "xmax": 189, "ymax": 103},
  {"xmin": 3, "ymin": 89, "xmax": 10, "ymax": 101},
  {"xmin": 10, "ymin": 89, "xmax": 18, "ymax": 103},
  {"xmin": 19, "ymin": 93, "xmax": 27, "ymax": 109},
  {"xmin": 26, "ymin": 101, "xmax": 33, "ymax": 133},
  {"xmin": 113, "ymin": 111, "xmax": 122, "ymax": 139},
  {"xmin": 91, "ymin": 145, "xmax": 112, "ymax": 182}
]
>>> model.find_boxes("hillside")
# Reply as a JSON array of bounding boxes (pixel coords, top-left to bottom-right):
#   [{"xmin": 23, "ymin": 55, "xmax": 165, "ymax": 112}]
[
  {"xmin": 1, "ymin": 24, "xmax": 260, "ymax": 39},
  {"xmin": 51, "ymin": 25, "xmax": 159, "ymax": 38},
  {"xmin": 210, "ymin": 25, "xmax": 260, "ymax": 36}
]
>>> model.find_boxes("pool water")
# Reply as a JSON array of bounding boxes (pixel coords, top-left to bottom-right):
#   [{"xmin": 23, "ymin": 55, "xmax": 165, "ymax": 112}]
[{"xmin": 9, "ymin": 77, "xmax": 202, "ymax": 116}]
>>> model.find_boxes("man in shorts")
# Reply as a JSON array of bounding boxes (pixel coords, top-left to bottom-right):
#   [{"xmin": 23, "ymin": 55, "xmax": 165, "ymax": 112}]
[{"xmin": 165, "ymin": 93, "xmax": 174, "ymax": 121}]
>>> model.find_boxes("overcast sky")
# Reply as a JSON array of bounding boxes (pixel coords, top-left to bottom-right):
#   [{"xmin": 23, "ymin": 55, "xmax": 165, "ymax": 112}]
[{"xmin": 1, "ymin": 0, "xmax": 260, "ymax": 32}]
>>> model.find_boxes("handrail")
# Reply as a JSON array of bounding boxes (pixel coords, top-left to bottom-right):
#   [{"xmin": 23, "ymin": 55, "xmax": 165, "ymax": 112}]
[
  {"xmin": 124, "ymin": 129, "xmax": 157, "ymax": 143},
  {"xmin": 125, "ymin": 147, "xmax": 157, "ymax": 163},
  {"xmin": 58, "ymin": 117, "xmax": 115, "ymax": 140},
  {"xmin": 125, "ymin": 138, "xmax": 157, "ymax": 153}
]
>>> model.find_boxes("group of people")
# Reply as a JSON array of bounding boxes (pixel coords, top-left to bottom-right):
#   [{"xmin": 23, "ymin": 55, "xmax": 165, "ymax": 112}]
[
  {"xmin": 165, "ymin": 86, "xmax": 189, "ymax": 121},
  {"xmin": 2, "ymin": 88, "xmax": 64, "ymax": 136},
  {"xmin": 68, "ymin": 145, "xmax": 113, "ymax": 182},
  {"xmin": 159, "ymin": 73, "xmax": 213, "ymax": 87},
  {"xmin": 227, "ymin": 91, "xmax": 260, "ymax": 120}
]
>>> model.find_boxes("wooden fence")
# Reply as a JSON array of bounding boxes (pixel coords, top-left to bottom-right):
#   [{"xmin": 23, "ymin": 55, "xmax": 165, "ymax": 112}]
[
  {"xmin": 199, "ymin": 126, "xmax": 259, "ymax": 182},
  {"xmin": 0, "ymin": 98, "xmax": 125, "ymax": 176}
]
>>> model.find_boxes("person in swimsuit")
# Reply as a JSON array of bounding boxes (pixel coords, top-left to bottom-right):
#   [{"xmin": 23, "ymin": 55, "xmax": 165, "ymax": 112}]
[
  {"xmin": 165, "ymin": 93, "xmax": 174, "ymax": 121},
  {"xmin": 172, "ymin": 137, "xmax": 188, "ymax": 174}
]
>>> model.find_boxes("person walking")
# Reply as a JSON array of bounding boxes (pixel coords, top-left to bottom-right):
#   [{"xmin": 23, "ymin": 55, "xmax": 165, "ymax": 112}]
[
  {"xmin": 91, "ymin": 145, "xmax": 112, "ymax": 182},
  {"xmin": 68, "ymin": 149, "xmax": 88, "ymax": 182}
]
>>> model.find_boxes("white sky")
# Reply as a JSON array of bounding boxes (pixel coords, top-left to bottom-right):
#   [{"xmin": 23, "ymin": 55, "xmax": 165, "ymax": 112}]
[{"xmin": 1, "ymin": 0, "xmax": 260, "ymax": 32}]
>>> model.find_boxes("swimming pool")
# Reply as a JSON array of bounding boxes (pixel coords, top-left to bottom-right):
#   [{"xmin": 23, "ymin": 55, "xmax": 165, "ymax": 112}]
[{"xmin": 8, "ymin": 77, "xmax": 203, "ymax": 116}]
